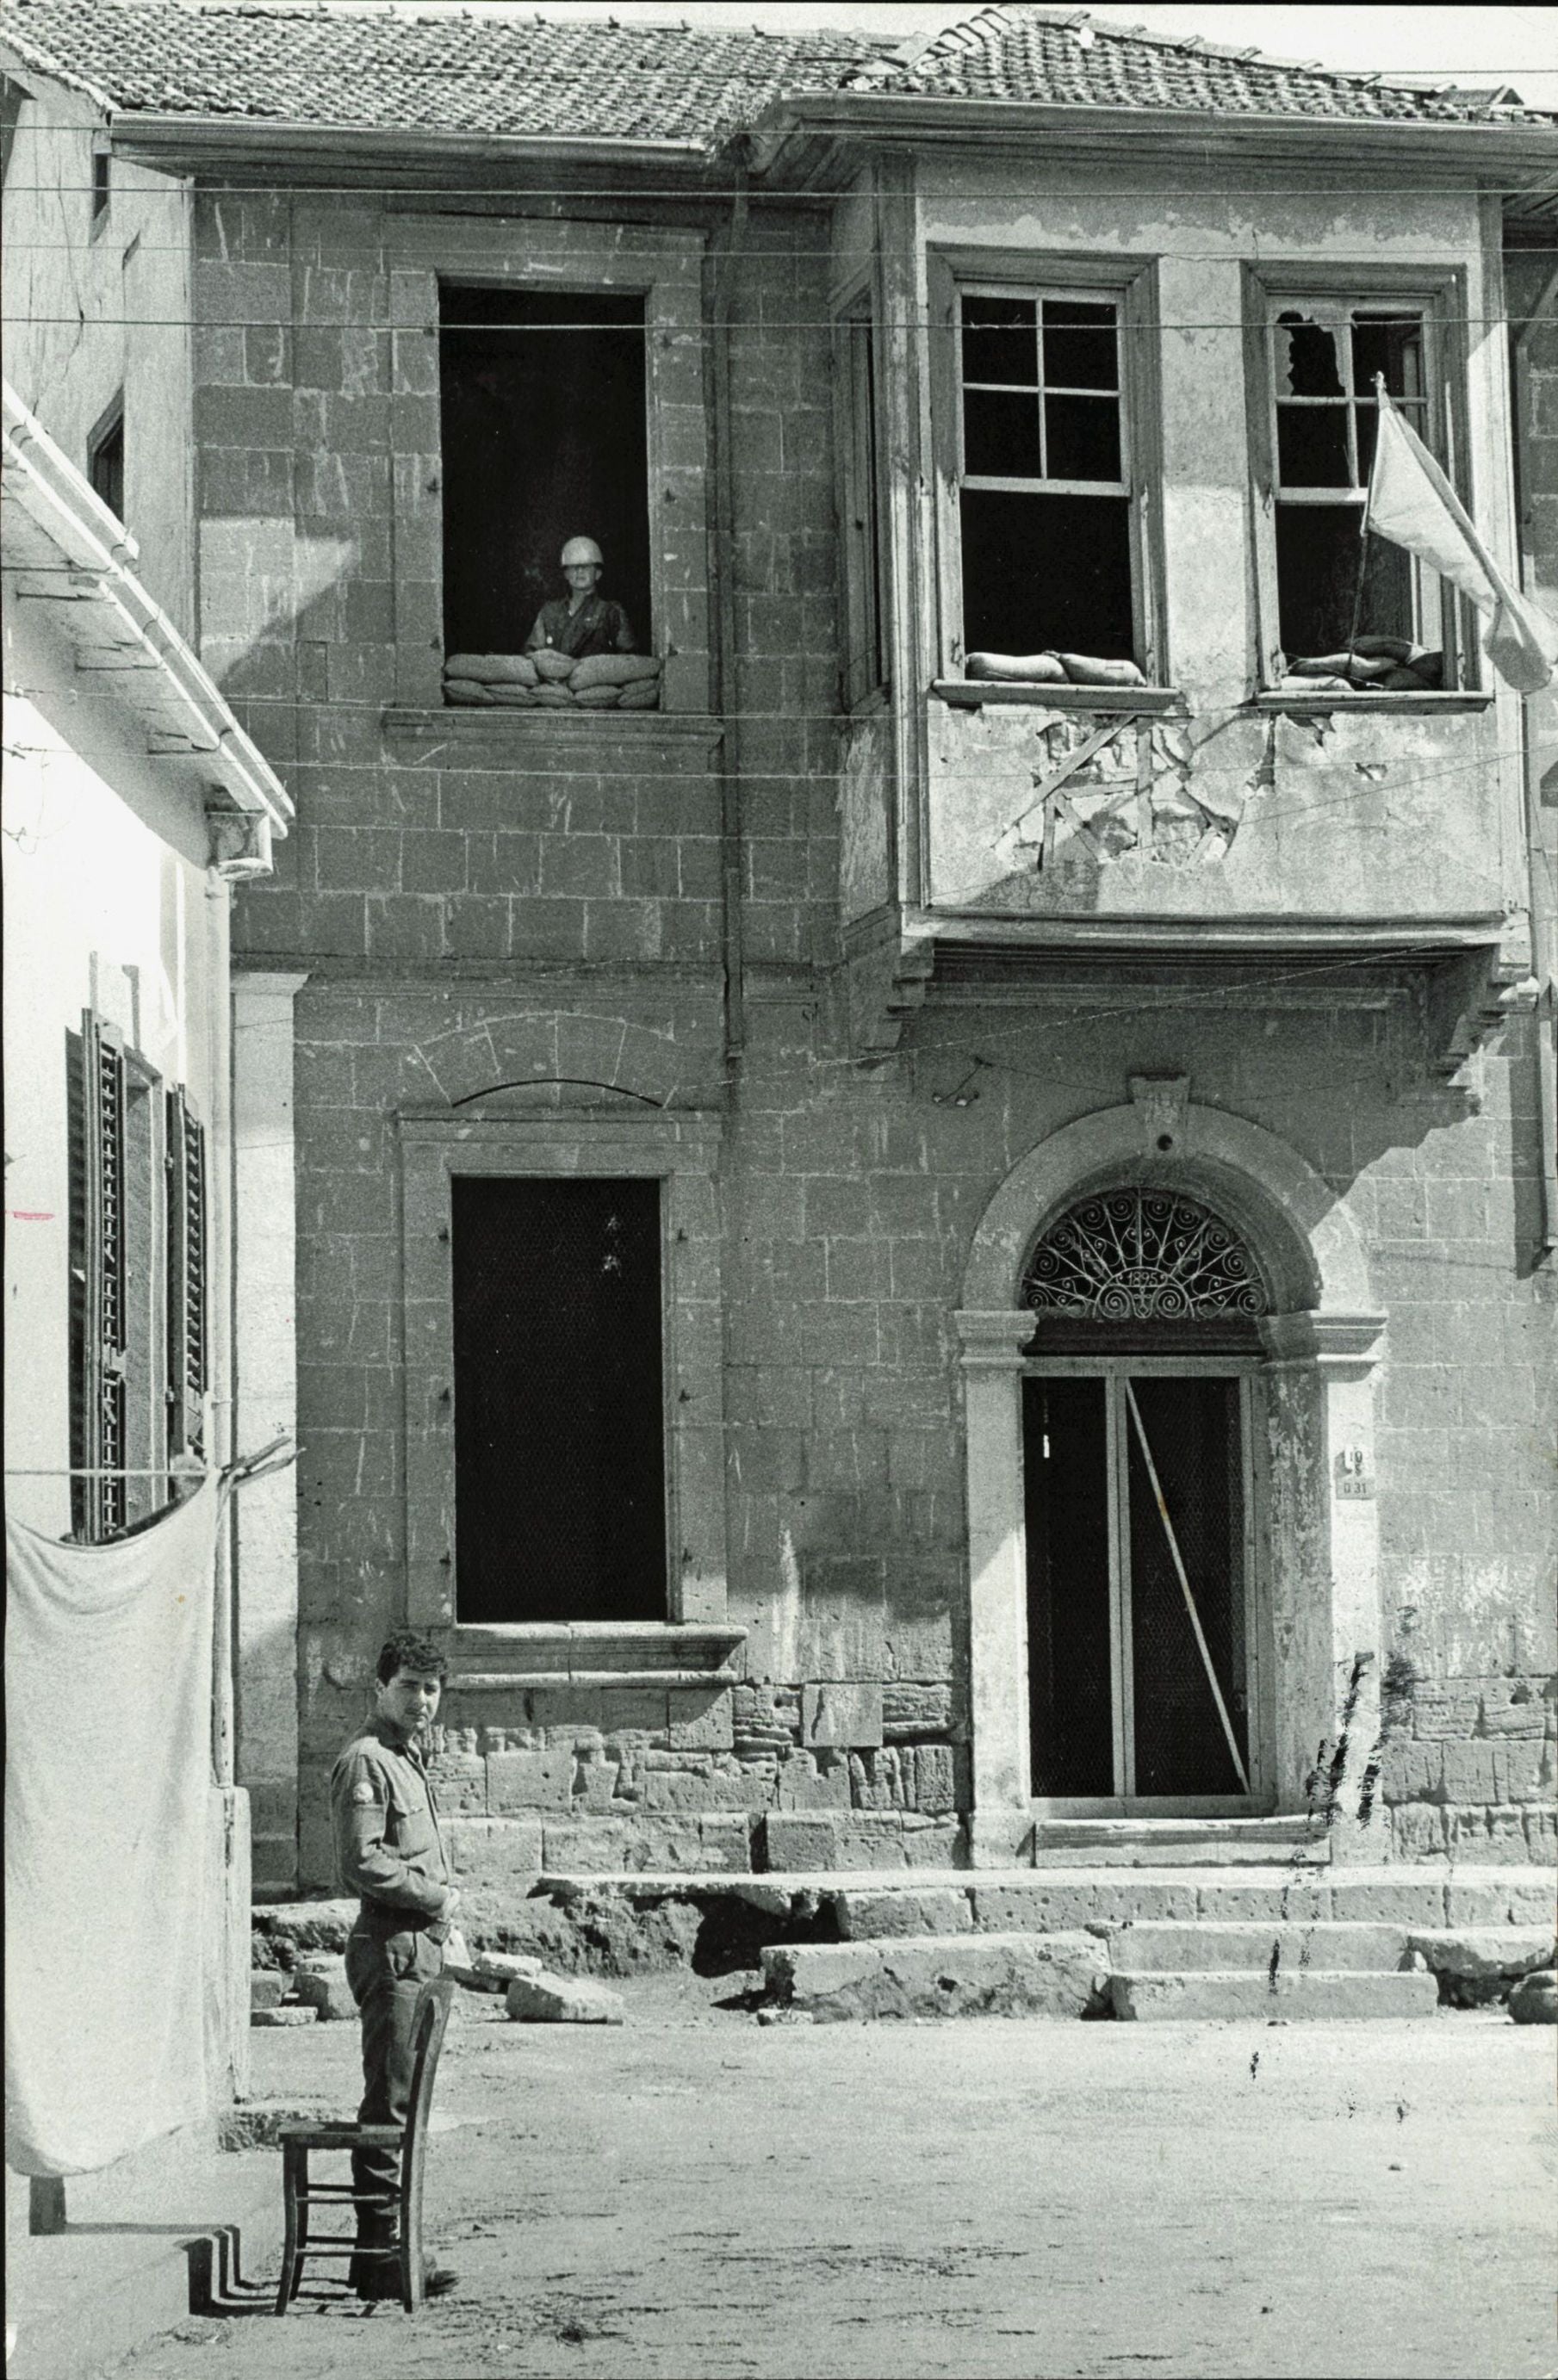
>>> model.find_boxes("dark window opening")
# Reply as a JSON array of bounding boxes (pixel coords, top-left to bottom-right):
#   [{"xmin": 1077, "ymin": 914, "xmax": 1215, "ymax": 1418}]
[
  {"xmin": 90, "ymin": 144, "xmax": 109, "ymax": 221},
  {"xmin": 439, "ymin": 283, "xmax": 650, "ymax": 660},
  {"xmin": 451, "ymin": 1175, "xmax": 667, "ymax": 1625},
  {"xmin": 958, "ymin": 290, "xmax": 1135, "ymax": 663},
  {"xmin": 1270, "ymin": 306, "xmax": 1443, "ymax": 666},
  {"xmin": 89, "ymin": 404, "xmax": 124, "ymax": 523}
]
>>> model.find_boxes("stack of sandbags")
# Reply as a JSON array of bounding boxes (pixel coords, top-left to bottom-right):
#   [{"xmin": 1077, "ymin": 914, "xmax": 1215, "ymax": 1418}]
[
  {"xmin": 1276, "ymin": 635, "xmax": 1443, "ymax": 696},
  {"xmin": 965, "ymin": 650, "xmax": 1147, "ymax": 690},
  {"xmin": 444, "ymin": 651, "xmax": 662, "ymax": 710}
]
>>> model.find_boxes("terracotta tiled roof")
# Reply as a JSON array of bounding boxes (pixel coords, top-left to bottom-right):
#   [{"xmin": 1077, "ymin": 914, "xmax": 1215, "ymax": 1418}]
[
  {"xmin": 0, "ymin": 0, "xmax": 885, "ymax": 146},
  {"xmin": 0, "ymin": 0, "xmax": 1549, "ymax": 146},
  {"xmin": 849, "ymin": 6, "xmax": 1552, "ymax": 127}
]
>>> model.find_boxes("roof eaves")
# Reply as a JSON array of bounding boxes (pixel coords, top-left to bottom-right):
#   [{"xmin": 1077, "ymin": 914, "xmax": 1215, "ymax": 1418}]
[
  {"xmin": 0, "ymin": 22, "xmax": 115, "ymax": 111},
  {"xmin": 2, "ymin": 381, "xmax": 293, "ymax": 834},
  {"xmin": 108, "ymin": 110, "xmax": 714, "ymax": 170},
  {"xmin": 747, "ymin": 86, "xmax": 1558, "ymax": 175}
]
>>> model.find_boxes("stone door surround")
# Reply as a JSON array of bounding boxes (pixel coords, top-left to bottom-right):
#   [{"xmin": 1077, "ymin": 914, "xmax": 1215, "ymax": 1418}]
[{"xmin": 957, "ymin": 1082, "xmax": 1385, "ymax": 1869}]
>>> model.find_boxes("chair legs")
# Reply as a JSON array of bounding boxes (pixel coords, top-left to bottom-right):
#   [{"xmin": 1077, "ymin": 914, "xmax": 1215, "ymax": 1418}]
[{"xmin": 274, "ymin": 2143, "xmax": 305, "ymax": 2315}]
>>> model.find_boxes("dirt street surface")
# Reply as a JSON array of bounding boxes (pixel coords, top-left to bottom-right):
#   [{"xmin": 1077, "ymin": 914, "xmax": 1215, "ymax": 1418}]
[{"xmin": 113, "ymin": 1980, "xmax": 1553, "ymax": 2380}]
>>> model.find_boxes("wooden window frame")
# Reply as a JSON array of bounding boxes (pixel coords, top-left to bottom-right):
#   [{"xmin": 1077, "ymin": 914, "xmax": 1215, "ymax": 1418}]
[
  {"xmin": 834, "ymin": 281, "xmax": 889, "ymax": 713},
  {"xmin": 1243, "ymin": 262, "xmax": 1473, "ymax": 690},
  {"xmin": 927, "ymin": 249, "xmax": 1168, "ymax": 685},
  {"xmin": 398, "ymin": 1111, "xmax": 731, "ymax": 1654}
]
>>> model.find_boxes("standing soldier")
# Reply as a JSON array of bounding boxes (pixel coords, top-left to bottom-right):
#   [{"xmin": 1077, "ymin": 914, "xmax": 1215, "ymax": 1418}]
[
  {"xmin": 525, "ymin": 534, "xmax": 636, "ymax": 660},
  {"xmin": 330, "ymin": 1630, "xmax": 461, "ymax": 2300}
]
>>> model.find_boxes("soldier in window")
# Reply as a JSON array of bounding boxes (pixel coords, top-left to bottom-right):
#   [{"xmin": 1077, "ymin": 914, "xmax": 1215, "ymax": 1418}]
[{"xmin": 525, "ymin": 535, "xmax": 636, "ymax": 660}]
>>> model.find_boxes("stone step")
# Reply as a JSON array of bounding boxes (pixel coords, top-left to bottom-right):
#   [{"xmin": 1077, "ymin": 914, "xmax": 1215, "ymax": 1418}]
[
  {"xmin": 1031, "ymin": 1816, "xmax": 1327, "ymax": 1868},
  {"xmin": 1116, "ymin": 1921, "xmax": 1407, "ymax": 1973},
  {"xmin": 761, "ymin": 1932, "xmax": 1109, "ymax": 2021},
  {"xmin": 1109, "ymin": 1968, "xmax": 1442, "ymax": 2022}
]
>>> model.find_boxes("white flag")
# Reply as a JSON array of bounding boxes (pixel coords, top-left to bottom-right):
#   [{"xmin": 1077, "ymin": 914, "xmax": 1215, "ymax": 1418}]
[{"xmin": 1365, "ymin": 385, "xmax": 1557, "ymax": 696}]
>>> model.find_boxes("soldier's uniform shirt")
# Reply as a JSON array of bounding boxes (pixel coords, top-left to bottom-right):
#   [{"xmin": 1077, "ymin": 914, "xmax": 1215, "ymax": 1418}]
[
  {"xmin": 329, "ymin": 1719, "xmax": 451, "ymax": 2284},
  {"xmin": 330, "ymin": 1718, "xmax": 450, "ymax": 1925},
  {"xmin": 525, "ymin": 592, "xmax": 635, "ymax": 660}
]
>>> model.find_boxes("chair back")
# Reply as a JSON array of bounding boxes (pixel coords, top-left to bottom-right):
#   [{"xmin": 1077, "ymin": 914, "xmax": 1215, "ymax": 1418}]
[{"xmin": 403, "ymin": 1976, "xmax": 456, "ymax": 2163}]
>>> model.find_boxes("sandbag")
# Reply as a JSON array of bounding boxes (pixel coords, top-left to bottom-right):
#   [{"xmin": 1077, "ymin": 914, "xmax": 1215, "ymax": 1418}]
[
  {"xmin": 618, "ymin": 679, "xmax": 661, "ymax": 710},
  {"xmin": 1276, "ymin": 673, "xmax": 1354, "ymax": 694},
  {"xmin": 444, "ymin": 679, "xmax": 495, "ymax": 704},
  {"xmin": 965, "ymin": 651, "xmax": 1067, "ymax": 683},
  {"xmin": 533, "ymin": 683, "xmax": 576, "ymax": 706},
  {"xmin": 573, "ymin": 684, "xmax": 623, "ymax": 708},
  {"xmin": 1056, "ymin": 653, "xmax": 1146, "ymax": 687},
  {"xmin": 444, "ymin": 652, "xmax": 539, "ymax": 686},
  {"xmin": 488, "ymin": 685, "xmax": 539, "ymax": 706},
  {"xmin": 1288, "ymin": 650, "xmax": 1398, "ymax": 683},
  {"xmin": 532, "ymin": 649, "xmax": 577, "ymax": 684},
  {"xmin": 570, "ymin": 652, "xmax": 661, "ymax": 691}
]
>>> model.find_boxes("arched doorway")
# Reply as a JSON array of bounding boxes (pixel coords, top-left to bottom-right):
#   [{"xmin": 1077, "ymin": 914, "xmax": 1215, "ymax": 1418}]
[
  {"xmin": 956, "ymin": 1091, "xmax": 1386, "ymax": 1868},
  {"xmin": 1021, "ymin": 1187, "xmax": 1269, "ymax": 1813}
]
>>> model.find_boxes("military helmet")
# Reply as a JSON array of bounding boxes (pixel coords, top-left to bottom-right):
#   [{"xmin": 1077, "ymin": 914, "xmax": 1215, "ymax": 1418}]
[{"xmin": 561, "ymin": 536, "xmax": 604, "ymax": 568}]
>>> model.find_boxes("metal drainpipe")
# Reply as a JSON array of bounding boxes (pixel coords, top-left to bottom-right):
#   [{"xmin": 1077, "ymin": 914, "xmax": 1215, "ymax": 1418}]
[
  {"xmin": 710, "ymin": 152, "xmax": 749, "ymax": 1056},
  {"xmin": 1512, "ymin": 260, "xmax": 1558, "ymax": 1254}
]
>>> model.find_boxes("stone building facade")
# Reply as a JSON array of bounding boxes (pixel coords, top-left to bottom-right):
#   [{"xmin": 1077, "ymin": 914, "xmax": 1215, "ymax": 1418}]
[{"xmin": 3, "ymin": 2, "xmax": 1553, "ymax": 1903}]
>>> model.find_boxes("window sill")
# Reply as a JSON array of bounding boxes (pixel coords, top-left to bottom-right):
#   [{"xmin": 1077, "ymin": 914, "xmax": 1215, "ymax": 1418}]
[
  {"xmin": 932, "ymin": 679, "xmax": 1184, "ymax": 714},
  {"xmin": 382, "ymin": 705, "xmax": 724, "ymax": 749},
  {"xmin": 1250, "ymin": 690, "xmax": 1496, "ymax": 716},
  {"xmin": 438, "ymin": 1621, "xmax": 746, "ymax": 1692}
]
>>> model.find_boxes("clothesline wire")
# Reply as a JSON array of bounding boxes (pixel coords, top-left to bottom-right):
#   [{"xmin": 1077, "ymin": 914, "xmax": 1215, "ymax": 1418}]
[{"xmin": 3, "ymin": 307, "xmax": 1555, "ymax": 331}]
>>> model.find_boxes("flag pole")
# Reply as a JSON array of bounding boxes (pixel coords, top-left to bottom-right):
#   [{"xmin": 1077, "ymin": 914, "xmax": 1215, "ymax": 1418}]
[{"xmin": 1344, "ymin": 374, "xmax": 1387, "ymax": 681}]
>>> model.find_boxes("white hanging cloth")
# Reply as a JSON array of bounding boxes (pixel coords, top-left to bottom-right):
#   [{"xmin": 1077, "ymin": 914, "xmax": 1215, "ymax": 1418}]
[{"xmin": 5, "ymin": 1478, "xmax": 221, "ymax": 2177}]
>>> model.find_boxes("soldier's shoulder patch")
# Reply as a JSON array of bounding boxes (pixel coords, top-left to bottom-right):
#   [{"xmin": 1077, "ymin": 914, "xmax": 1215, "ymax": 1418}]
[{"xmin": 351, "ymin": 1780, "xmax": 378, "ymax": 1805}]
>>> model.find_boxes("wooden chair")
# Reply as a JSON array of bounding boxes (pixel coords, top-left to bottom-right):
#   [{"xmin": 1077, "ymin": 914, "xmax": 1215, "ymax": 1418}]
[{"xmin": 274, "ymin": 1975, "xmax": 455, "ymax": 2315}]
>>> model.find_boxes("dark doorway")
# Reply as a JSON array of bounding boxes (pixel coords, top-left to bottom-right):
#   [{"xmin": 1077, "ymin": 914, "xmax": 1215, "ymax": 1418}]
[
  {"xmin": 439, "ymin": 283, "xmax": 650, "ymax": 660},
  {"xmin": 1023, "ymin": 1369, "xmax": 1252, "ymax": 1803},
  {"xmin": 1024, "ymin": 1376, "xmax": 1114, "ymax": 1796},
  {"xmin": 451, "ymin": 1175, "xmax": 666, "ymax": 1625}
]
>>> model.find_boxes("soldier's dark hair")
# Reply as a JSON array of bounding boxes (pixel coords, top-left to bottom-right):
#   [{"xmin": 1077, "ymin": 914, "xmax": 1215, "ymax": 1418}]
[{"xmin": 376, "ymin": 1629, "xmax": 449, "ymax": 1686}]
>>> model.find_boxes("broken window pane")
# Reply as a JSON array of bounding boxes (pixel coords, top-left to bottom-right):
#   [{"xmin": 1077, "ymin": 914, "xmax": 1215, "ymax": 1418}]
[
  {"xmin": 961, "ymin": 293, "xmax": 1038, "ymax": 387},
  {"xmin": 1042, "ymin": 299, "xmax": 1119, "ymax": 391},
  {"xmin": 961, "ymin": 488, "xmax": 1133, "ymax": 659},
  {"xmin": 1276, "ymin": 402, "xmax": 1352, "ymax": 488},
  {"xmin": 439, "ymin": 283, "xmax": 650, "ymax": 660},
  {"xmin": 964, "ymin": 385, "xmax": 1043, "ymax": 477},
  {"xmin": 1276, "ymin": 311, "xmax": 1344, "ymax": 399},
  {"xmin": 1276, "ymin": 509, "xmax": 1413, "ymax": 660},
  {"xmin": 1046, "ymin": 394, "xmax": 1121, "ymax": 484}
]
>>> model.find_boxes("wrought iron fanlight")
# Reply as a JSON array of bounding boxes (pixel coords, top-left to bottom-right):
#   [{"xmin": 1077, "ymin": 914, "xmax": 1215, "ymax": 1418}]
[{"xmin": 1021, "ymin": 1187, "xmax": 1269, "ymax": 1322}]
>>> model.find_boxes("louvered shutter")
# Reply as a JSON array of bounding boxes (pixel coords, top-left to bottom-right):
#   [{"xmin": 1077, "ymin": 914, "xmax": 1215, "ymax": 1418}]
[
  {"xmin": 68, "ymin": 1011, "xmax": 127, "ymax": 1540},
  {"xmin": 165, "ymin": 1087, "xmax": 208, "ymax": 1459}
]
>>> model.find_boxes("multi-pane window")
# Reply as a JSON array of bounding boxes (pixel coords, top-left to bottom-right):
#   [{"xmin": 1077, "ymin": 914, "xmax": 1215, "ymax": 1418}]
[
  {"xmin": 957, "ymin": 288, "xmax": 1135, "ymax": 661},
  {"xmin": 1269, "ymin": 304, "xmax": 1442, "ymax": 666},
  {"xmin": 66, "ymin": 1013, "xmax": 207, "ymax": 1541}
]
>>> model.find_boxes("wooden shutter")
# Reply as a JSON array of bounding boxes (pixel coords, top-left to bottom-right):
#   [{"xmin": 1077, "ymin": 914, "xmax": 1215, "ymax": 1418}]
[
  {"xmin": 67, "ymin": 1012, "xmax": 127, "ymax": 1539},
  {"xmin": 164, "ymin": 1087, "xmax": 208, "ymax": 1459}
]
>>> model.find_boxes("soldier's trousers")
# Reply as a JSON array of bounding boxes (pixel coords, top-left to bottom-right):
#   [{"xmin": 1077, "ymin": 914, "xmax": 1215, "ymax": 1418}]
[{"xmin": 344, "ymin": 1924, "xmax": 445, "ymax": 2288}]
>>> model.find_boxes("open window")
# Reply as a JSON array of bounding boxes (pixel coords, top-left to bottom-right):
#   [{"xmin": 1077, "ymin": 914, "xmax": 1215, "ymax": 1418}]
[
  {"xmin": 438, "ymin": 282, "xmax": 651, "ymax": 672},
  {"xmin": 88, "ymin": 396, "xmax": 124, "ymax": 524},
  {"xmin": 835, "ymin": 289, "xmax": 888, "ymax": 710},
  {"xmin": 954, "ymin": 283, "xmax": 1138, "ymax": 666},
  {"xmin": 1262, "ymin": 293, "xmax": 1461, "ymax": 687}
]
